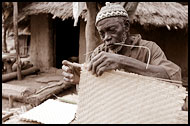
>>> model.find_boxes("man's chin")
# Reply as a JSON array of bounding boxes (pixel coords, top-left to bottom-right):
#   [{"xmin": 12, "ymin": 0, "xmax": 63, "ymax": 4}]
[
  {"xmin": 108, "ymin": 45, "xmax": 118, "ymax": 51},
  {"xmin": 108, "ymin": 45, "xmax": 122, "ymax": 52},
  {"xmin": 107, "ymin": 44, "xmax": 115, "ymax": 49}
]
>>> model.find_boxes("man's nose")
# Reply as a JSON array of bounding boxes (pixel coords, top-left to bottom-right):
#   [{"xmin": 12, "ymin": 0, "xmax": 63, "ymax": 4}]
[{"xmin": 104, "ymin": 33, "xmax": 112, "ymax": 42}]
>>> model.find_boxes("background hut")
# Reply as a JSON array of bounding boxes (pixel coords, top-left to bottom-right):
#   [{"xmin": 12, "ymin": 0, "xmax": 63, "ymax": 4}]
[
  {"xmin": 3, "ymin": 2, "xmax": 79, "ymax": 71},
  {"xmin": 19, "ymin": 2, "xmax": 79, "ymax": 71},
  {"xmin": 130, "ymin": 2, "xmax": 188, "ymax": 87}
]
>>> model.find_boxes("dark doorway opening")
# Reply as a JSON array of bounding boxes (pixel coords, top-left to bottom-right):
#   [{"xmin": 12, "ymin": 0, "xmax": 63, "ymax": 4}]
[{"xmin": 53, "ymin": 17, "xmax": 80, "ymax": 68}]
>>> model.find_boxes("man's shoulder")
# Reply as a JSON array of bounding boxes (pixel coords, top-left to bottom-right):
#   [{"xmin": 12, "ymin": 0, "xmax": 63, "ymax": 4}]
[
  {"xmin": 131, "ymin": 34, "xmax": 157, "ymax": 48},
  {"xmin": 140, "ymin": 37, "xmax": 156, "ymax": 47}
]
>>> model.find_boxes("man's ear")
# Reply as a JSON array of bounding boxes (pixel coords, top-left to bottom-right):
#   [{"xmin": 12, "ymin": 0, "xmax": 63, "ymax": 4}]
[{"xmin": 124, "ymin": 20, "xmax": 130, "ymax": 32}]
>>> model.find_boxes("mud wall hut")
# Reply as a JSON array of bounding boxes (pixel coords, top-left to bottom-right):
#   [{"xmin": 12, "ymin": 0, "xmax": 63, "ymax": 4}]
[
  {"xmin": 3, "ymin": 2, "xmax": 82, "ymax": 71},
  {"xmin": 19, "ymin": 2, "xmax": 78, "ymax": 70}
]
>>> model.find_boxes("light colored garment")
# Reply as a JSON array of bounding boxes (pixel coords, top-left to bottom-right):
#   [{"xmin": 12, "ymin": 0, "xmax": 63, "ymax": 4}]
[{"xmin": 73, "ymin": 2, "xmax": 86, "ymax": 26}]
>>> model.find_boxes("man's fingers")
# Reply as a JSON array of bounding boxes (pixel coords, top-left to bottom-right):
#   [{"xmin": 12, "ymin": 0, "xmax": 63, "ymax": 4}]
[
  {"xmin": 62, "ymin": 71, "xmax": 74, "ymax": 83},
  {"xmin": 62, "ymin": 71, "xmax": 73, "ymax": 79},
  {"xmin": 92, "ymin": 57, "xmax": 105, "ymax": 75},
  {"xmin": 62, "ymin": 60, "xmax": 69, "ymax": 65},
  {"xmin": 63, "ymin": 77, "xmax": 73, "ymax": 83},
  {"xmin": 97, "ymin": 66, "xmax": 107, "ymax": 76},
  {"xmin": 62, "ymin": 65, "xmax": 69, "ymax": 72},
  {"xmin": 88, "ymin": 52, "xmax": 105, "ymax": 71},
  {"xmin": 63, "ymin": 77, "xmax": 70, "ymax": 82},
  {"xmin": 63, "ymin": 77, "xmax": 74, "ymax": 83},
  {"xmin": 67, "ymin": 62, "xmax": 81, "ymax": 69},
  {"xmin": 62, "ymin": 60, "xmax": 81, "ymax": 68},
  {"xmin": 96, "ymin": 61, "xmax": 107, "ymax": 76},
  {"xmin": 62, "ymin": 60, "xmax": 72, "ymax": 72}
]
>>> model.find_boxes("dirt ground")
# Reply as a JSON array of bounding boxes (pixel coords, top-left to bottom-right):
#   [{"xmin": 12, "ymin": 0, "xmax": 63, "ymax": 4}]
[
  {"xmin": 2, "ymin": 67, "xmax": 78, "ymax": 124},
  {"xmin": 2, "ymin": 35, "xmax": 78, "ymax": 124},
  {"xmin": 2, "ymin": 67, "xmax": 76, "ymax": 107}
]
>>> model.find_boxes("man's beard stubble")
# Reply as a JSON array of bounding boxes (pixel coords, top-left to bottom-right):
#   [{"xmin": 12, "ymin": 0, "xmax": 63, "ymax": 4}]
[{"xmin": 107, "ymin": 31, "xmax": 128, "ymax": 54}]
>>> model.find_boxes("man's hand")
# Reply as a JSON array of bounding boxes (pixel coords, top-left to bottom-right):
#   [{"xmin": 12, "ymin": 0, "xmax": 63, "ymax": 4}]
[
  {"xmin": 88, "ymin": 52, "xmax": 122, "ymax": 76},
  {"xmin": 62, "ymin": 60, "xmax": 81, "ymax": 84}
]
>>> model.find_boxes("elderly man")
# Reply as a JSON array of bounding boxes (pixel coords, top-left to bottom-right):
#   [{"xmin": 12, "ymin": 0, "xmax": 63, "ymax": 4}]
[{"xmin": 62, "ymin": 3, "xmax": 181, "ymax": 85}]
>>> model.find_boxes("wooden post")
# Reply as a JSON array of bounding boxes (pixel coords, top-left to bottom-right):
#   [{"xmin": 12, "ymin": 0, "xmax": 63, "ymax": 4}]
[
  {"xmin": 2, "ymin": 112, "xmax": 14, "ymax": 122},
  {"xmin": 26, "ymin": 81, "xmax": 71, "ymax": 106},
  {"xmin": 2, "ymin": 66, "xmax": 40, "ymax": 82},
  {"xmin": 85, "ymin": 2, "xmax": 101, "ymax": 61},
  {"xmin": 3, "ymin": 26, "xmax": 8, "ymax": 53},
  {"xmin": 8, "ymin": 95, "xmax": 14, "ymax": 108},
  {"xmin": 2, "ymin": 9, "xmax": 8, "ymax": 53},
  {"xmin": 13, "ymin": 2, "xmax": 22, "ymax": 80}
]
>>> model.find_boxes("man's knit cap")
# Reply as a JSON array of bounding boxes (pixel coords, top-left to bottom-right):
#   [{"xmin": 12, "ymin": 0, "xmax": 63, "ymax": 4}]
[{"xmin": 95, "ymin": 2, "xmax": 129, "ymax": 25}]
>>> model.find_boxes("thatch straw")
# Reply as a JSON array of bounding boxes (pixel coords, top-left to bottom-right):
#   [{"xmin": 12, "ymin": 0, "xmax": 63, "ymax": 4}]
[
  {"xmin": 4, "ymin": 2, "xmax": 73, "ymax": 29},
  {"xmin": 20, "ymin": 2, "xmax": 73, "ymax": 21},
  {"xmin": 4, "ymin": 2, "xmax": 188, "ymax": 30},
  {"xmin": 133, "ymin": 2, "xmax": 188, "ymax": 29}
]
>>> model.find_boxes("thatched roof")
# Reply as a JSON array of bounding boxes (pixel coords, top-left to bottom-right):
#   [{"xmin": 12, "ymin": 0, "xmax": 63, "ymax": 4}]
[
  {"xmin": 3, "ymin": 2, "xmax": 188, "ymax": 30},
  {"xmin": 133, "ymin": 2, "xmax": 188, "ymax": 29},
  {"xmin": 3, "ymin": 2, "xmax": 73, "ymax": 29},
  {"xmin": 20, "ymin": 2, "xmax": 73, "ymax": 21},
  {"xmin": 21, "ymin": 2, "xmax": 188, "ymax": 29}
]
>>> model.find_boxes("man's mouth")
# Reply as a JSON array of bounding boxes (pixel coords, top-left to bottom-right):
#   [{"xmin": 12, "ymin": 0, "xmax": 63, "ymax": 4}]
[
  {"xmin": 106, "ymin": 42, "xmax": 114, "ymax": 46},
  {"xmin": 106, "ymin": 43, "xmax": 114, "ymax": 48}
]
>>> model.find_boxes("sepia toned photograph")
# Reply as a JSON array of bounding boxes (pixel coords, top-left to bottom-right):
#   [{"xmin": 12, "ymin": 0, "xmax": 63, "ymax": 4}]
[{"xmin": 2, "ymin": 2, "xmax": 188, "ymax": 124}]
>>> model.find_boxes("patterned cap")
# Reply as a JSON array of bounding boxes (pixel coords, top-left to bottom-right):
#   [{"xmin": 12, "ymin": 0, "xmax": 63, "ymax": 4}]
[{"xmin": 95, "ymin": 2, "xmax": 129, "ymax": 25}]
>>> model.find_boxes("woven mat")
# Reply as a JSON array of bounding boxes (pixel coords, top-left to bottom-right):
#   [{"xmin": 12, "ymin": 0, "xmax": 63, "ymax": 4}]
[
  {"xmin": 75, "ymin": 68, "xmax": 187, "ymax": 124},
  {"xmin": 19, "ymin": 99, "xmax": 77, "ymax": 124}
]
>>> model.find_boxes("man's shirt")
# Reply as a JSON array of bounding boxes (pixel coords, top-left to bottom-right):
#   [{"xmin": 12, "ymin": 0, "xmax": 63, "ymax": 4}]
[{"xmin": 88, "ymin": 34, "xmax": 181, "ymax": 81}]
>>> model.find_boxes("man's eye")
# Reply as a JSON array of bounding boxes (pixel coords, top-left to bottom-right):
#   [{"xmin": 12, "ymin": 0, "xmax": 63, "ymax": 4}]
[
  {"xmin": 109, "ymin": 27, "xmax": 116, "ymax": 33},
  {"xmin": 109, "ymin": 27, "xmax": 116, "ymax": 30},
  {"xmin": 110, "ymin": 30, "xmax": 116, "ymax": 34},
  {"xmin": 110, "ymin": 27, "xmax": 115, "ymax": 30},
  {"xmin": 99, "ymin": 32, "xmax": 104, "ymax": 38}
]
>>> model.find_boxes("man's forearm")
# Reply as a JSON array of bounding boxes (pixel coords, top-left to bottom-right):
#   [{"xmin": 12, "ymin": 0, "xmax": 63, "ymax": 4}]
[{"xmin": 120, "ymin": 55, "xmax": 170, "ymax": 79}]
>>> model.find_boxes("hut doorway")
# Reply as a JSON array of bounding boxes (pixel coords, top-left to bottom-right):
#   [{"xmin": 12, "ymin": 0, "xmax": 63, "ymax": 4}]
[{"xmin": 53, "ymin": 17, "xmax": 80, "ymax": 69}]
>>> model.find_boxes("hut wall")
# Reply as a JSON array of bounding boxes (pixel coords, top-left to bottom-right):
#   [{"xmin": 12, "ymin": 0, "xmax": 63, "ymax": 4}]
[
  {"xmin": 18, "ymin": 35, "xmax": 29, "ymax": 57},
  {"xmin": 131, "ymin": 25, "xmax": 188, "ymax": 85},
  {"xmin": 79, "ymin": 19, "xmax": 86, "ymax": 64},
  {"xmin": 29, "ymin": 14, "xmax": 53, "ymax": 71}
]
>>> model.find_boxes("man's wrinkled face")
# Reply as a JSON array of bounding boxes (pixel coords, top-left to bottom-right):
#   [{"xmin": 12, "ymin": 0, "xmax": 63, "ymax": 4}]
[{"xmin": 96, "ymin": 17, "xmax": 128, "ymax": 51}]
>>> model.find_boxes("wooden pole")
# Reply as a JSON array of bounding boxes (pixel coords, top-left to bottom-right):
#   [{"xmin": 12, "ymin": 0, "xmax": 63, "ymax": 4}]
[
  {"xmin": 2, "ymin": 10, "xmax": 8, "ymax": 53},
  {"xmin": 85, "ymin": 2, "xmax": 101, "ymax": 61},
  {"xmin": 2, "ymin": 112, "xmax": 14, "ymax": 122},
  {"xmin": 13, "ymin": 2, "xmax": 22, "ymax": 80},
  {"xmin": 3, "ymin": 26, "xmax": 8, "ymax": 53},
  {"xmin": 26, "ymin": 81, "xmax": 71, "ymax": 106},
  {"xmin": 8, "ymin": 95, "xmax": 14, "ymax": 108},
  {"xmin": 2, "ymin": 66, "xmax": 40, "ymax": 82}
]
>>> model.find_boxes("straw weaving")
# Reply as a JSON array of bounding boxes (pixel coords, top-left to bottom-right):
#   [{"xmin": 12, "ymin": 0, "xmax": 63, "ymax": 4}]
[
  {"xmin": 20, "ymin": 99, "xmax": 77, "ymax": 124},
  {"xmin": 76, "ymin": 68, "xmax": 187, "ymax": 124}
]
